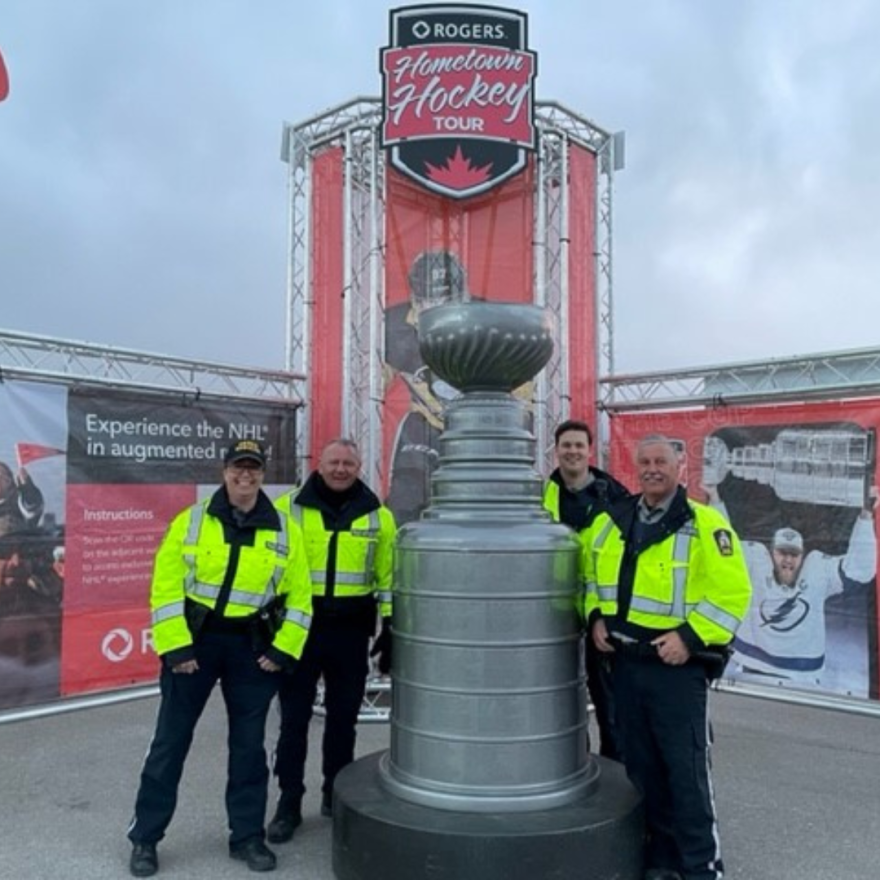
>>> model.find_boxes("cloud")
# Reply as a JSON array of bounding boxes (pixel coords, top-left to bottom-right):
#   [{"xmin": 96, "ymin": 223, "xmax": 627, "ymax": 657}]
[{"xmin": 2, "ymin": 0, "xmax": 880, "ymax": 376}]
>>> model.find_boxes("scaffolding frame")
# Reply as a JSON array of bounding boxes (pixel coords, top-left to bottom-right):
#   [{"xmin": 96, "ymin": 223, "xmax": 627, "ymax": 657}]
[
  {"xmin": 600, "ymin": 346, "xmax": 880, "ymax": 413},
  {"xmin": 0, "ymin": 330, "xmax": 304, "ymax": 403},
  {"xmin": 281, "ymin": 97, "xmax": 619, "ymax": 480}
]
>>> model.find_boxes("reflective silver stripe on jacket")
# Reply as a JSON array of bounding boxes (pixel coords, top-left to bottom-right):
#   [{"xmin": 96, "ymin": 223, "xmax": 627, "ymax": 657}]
[
  {"xmin": 591, "ymin": 522, "xmax": 618, "ymax": 603},
  {"xmin": 669, "ymin": 529, "xmax": 694, "ymax": 619},
  {"xmin": 182, "ymin": 502, "xmax": 208, "ymax": 594},
  {"xmin": 376, "ymin": 590, "xmax": 393, "ymax": 605},
  {"xmin": 597, "ymin": 585, "xmax": 618, "ymax": 603},
  {"xmin": 309, "ymin": 570, "xmax": 370, "ymax": 586},
  {"xmin": 189, "ymin": 582, "xmax": 221, "ymax": 601},
  {"xmin": 693, "ymin": 600, "xmax": 741, "ymax": 635},
  {"xmin": 350, "ymin": 511, "xmax": 380, "ymax": 538},
  {"xmin": 630, "ymin": 595, "xmax": 679, "ymax": 616},
  {"xmin": 185, "ymin": 502, "xmax": 207, "ymax": 545},
  {"xmin": 284, "ymin": 608, "xmax": 312, "ymax": 630},
  {"xmin": 355, "ymin": 511, "xmax": 380, "ymax": 575},
  {"xmin": 152, "ymin": 600, "xmax": 185, "ymax": 626},
  {"xmin": 263, "ymin": 517, "xmax": 290, "ymax": 601},
  {"xmin": 592, "ymin": 520, "xmax": 615, "ymax": 551},
  {"xmin": 276, "ymin": 516, "xmax": 289, "ymax": 552},
  {"xmin": 227, "ymin": 589, "xmax": 267, "ymax": 609},
  {"xmin": 289, "ymin": 501, "xmax": 303, "ymax": 525}
]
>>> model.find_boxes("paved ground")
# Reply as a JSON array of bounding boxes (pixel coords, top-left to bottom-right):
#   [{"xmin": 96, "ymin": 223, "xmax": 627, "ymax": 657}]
[{"xmin": 1, "ymin": 687, "xmax": 878, "ymax": 879}]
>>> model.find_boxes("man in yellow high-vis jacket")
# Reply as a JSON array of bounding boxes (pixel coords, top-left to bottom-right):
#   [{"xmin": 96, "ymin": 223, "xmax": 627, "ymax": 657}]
[
  {"xmin": 127, "ymin": 440, "xmax": 312, "ymax": 878},
  {"xmin": 542, "ymin": 418, "xmax": 630, "ymax": 760},
  {"xmin": 582, "ymin": 435, "xmax": 751, "ymax": 880},
  {"xmin": 268, "ymin": 438, "xmax": 396, "ymax": 844}
]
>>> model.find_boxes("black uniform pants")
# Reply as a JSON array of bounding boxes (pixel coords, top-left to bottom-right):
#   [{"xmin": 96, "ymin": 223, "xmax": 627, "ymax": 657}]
[
  {"xmin": 274, "ymin": 626, "xmax": 369, "ymax": 802},
  {"xmin": 128, "ymin": 630, "xmax": 280, "ymax": 847},
  {"xmin": 613, "ymin": 654, "xmax": 723, "ymax": 880},
  {"xmin": 585, "ymin": 636, "xmax": 622, "ymax": 760}
]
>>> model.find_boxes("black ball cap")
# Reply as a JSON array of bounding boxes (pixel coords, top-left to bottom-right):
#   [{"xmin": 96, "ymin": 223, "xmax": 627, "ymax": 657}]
[{"xmin": 224, "ymin": 439, "xmax": 267, "ymax": 467}]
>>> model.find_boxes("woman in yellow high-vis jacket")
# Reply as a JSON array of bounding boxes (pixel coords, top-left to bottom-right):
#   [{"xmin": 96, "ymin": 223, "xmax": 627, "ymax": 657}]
[{"xmin": 127, "ymin": 439, "xmax": 312, "ymax": 878}]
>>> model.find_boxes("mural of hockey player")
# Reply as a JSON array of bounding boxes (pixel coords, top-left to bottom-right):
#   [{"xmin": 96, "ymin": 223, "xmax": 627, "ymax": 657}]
[
  {"xmin": 0, "ymin": 461, "xmax": 45, "ymax": 537},
  {"xmin": 702, "ymin": 431, "xmax": 877, "ymax": 692},
  {"xmin": 383, "ymin": 250, "xmax": 474, "ymax": 525}
]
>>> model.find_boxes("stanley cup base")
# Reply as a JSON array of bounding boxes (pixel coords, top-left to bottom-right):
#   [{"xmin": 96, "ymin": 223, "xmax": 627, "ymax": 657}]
[{"xmin": 332, "ymin": 750, "xmax": 645, "ymax": 880}]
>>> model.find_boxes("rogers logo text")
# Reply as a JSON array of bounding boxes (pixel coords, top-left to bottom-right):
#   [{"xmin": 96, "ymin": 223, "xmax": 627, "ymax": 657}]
[{"xmin": 410, "ymin": 20, "xmax": 506, "ymax": 41}]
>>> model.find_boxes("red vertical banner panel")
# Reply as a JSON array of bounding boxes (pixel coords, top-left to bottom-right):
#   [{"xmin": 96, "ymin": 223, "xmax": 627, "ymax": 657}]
[
  {"xmin": 309, "ymin": 147, "xmax": 345, "ymax": 463},
  {"xmin": 567, "ymin": 145, "xmax": 598, "ymax": 421},
  {"xmin": 383, "ymin": 164, "xmax": 535, "ymax": 524}
]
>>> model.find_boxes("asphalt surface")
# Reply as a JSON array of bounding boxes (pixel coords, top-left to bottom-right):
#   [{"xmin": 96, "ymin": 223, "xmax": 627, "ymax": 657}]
[{"xmin": 1, "ymin": 687, "xmax": 878, "ymax": 880}]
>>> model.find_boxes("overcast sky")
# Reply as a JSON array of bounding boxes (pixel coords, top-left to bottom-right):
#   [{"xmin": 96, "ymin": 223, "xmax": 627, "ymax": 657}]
[{"xmin": 2, "ymin": 0, "xmax": 879, "ymax": 376}]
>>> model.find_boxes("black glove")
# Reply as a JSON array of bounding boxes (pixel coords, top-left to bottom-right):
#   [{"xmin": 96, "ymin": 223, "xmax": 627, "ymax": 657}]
[{"xmin": 369, "ymin": 618, "xmax": 392, "ymax": 675}]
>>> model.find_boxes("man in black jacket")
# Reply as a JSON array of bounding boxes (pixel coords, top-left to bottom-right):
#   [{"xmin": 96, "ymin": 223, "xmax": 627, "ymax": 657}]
[{"xmin": 543, "ymin": 419, "xmax": 630, "ymax": 760}]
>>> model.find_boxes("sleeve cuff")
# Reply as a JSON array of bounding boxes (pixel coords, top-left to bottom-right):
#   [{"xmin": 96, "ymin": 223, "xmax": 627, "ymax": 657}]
[
  {"xmin": 677, "ymin": 623, "xmax": 704, "ymax": 652},
  {"xmin": 266, "ymin": 644, "xmax": 297, "ymax": 673},
  {"xmin": 162, "ymin": 645, "xmax": 196, "ymax": 669}
]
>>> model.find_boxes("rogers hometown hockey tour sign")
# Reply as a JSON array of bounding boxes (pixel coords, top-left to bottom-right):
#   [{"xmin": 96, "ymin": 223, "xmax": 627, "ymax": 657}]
[{"xmin": 380, "ymin": 4, "xmax": 537, "ymax": 199}]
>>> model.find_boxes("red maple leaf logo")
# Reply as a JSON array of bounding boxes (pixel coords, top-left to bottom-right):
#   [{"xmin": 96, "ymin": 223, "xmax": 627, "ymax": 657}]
[{"xmin": 425, "ymin": 146, "xmax": 493, "ymax": 190}]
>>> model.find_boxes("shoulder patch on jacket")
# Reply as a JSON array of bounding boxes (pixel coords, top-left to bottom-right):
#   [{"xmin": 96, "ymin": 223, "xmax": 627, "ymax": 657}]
[{"xmin": 713, "ymin": 529, "xmax": 733, "ymax": 556}]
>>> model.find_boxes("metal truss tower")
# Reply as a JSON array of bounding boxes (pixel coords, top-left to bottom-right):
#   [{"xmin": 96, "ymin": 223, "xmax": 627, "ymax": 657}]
[{"xmin": 281, "ymin": 97, "xmax": 620, "ymax": 482}]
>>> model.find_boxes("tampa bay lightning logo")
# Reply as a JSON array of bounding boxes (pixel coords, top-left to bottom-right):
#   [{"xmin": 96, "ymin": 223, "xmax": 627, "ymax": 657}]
[{"xmin": 758, "ymin": 595, "xmax": 810, "ymax": 631}]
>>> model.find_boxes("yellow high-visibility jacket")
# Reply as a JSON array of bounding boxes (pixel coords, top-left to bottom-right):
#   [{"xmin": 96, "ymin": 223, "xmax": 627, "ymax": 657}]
[
  {"xmin": 276, "ymin": 484, "xmax": 395, "ymax": 619},
  {"xmin": 150, "ymin": 494, "xmax": 312, "ymax": 661},
  {"xmin": 582, "ymin": 495, "xmax": 751, "ymax": 648},
  {"xmin": 542, "ymin": 466, "xmax": 630, "ymax": 532}
]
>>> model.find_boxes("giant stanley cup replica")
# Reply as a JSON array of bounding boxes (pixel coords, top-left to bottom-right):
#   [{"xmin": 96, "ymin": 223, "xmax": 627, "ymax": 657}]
[{"xmin": 333, "ymin": 302, "xmax": 643, "ymax": 880}]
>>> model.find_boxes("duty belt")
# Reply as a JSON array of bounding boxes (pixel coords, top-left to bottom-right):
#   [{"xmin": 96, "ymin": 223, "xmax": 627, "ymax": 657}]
[{"xmin": 608, "ymin": 632, "xmax": 660, "ymax": 660}]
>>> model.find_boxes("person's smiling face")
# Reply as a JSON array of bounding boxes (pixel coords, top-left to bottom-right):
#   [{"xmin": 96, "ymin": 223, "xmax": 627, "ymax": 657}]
[
  {"xmin": 223, "ymin": 458, "xmax": 264, "ymax": 510},
  {"xmin": 636, "ymin": 440, "xmax": 680, "ymax": 507}
]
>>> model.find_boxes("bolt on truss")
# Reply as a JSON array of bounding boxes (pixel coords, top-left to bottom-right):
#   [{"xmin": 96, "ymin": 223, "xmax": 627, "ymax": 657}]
[
  {"xmin": 281, "ymin": 97, "xmax": 620, "ymax": 483},
  {"xmin": 600, "ymin": 346, "xmax": 880, "ymax": 413},
  {"xmin": 0, "ymin": 330, "xmax": 304, "ymax": 404}
]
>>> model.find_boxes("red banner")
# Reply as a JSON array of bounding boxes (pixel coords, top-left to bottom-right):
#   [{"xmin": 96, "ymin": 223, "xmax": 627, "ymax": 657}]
[
  {"xmin": 382, "ymin": 164, "xmax": 535, "ymax": 524},
  {"xmin": 0, "ymin": 379, "xmax": 298, "ymax": 709},
  {"xmin": 612, "ymin": 401, "xmax": 880, "ymax": 702},
  {"xmin": 567, "ymin": 144, "xmax": 598, "ymax": 423},
  {"xmin": 308, "ymin": 146, "xmax": 345, "ymax": 462}
]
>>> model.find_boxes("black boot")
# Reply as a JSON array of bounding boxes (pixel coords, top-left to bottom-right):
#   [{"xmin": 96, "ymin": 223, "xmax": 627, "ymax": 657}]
[
  {"xmin": 266, "ymin": 799, "xmax": 302, "ymax": 844},
  {"xmin": 230, "ymin": 838, "xmax": 277, "ymax": 872},
  {"xmin": 129, "ymin": 842, "xmax": 158, "ymax": 877}
]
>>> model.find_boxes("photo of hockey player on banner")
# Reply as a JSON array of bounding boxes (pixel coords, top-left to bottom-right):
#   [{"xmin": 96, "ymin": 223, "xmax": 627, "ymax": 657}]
[{"xmin": 701, "ymin": 423, "xmax": 876, "ymax": 697}]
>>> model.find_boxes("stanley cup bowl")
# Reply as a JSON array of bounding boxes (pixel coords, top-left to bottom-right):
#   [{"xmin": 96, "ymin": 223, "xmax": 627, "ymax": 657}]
[{"xmin": 417, "ymin": 302, "xmax": 555, "ymax": 393}]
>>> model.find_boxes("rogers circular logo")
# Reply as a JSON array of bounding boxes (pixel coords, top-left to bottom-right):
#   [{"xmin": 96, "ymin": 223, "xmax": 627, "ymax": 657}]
[
  {"xmin": 102, "ymin": 628, "xmax": 134, "ymax": 662},
  {"xmin": 412, "ymin": 20, "xmax": 431, "ymax": 40}
]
